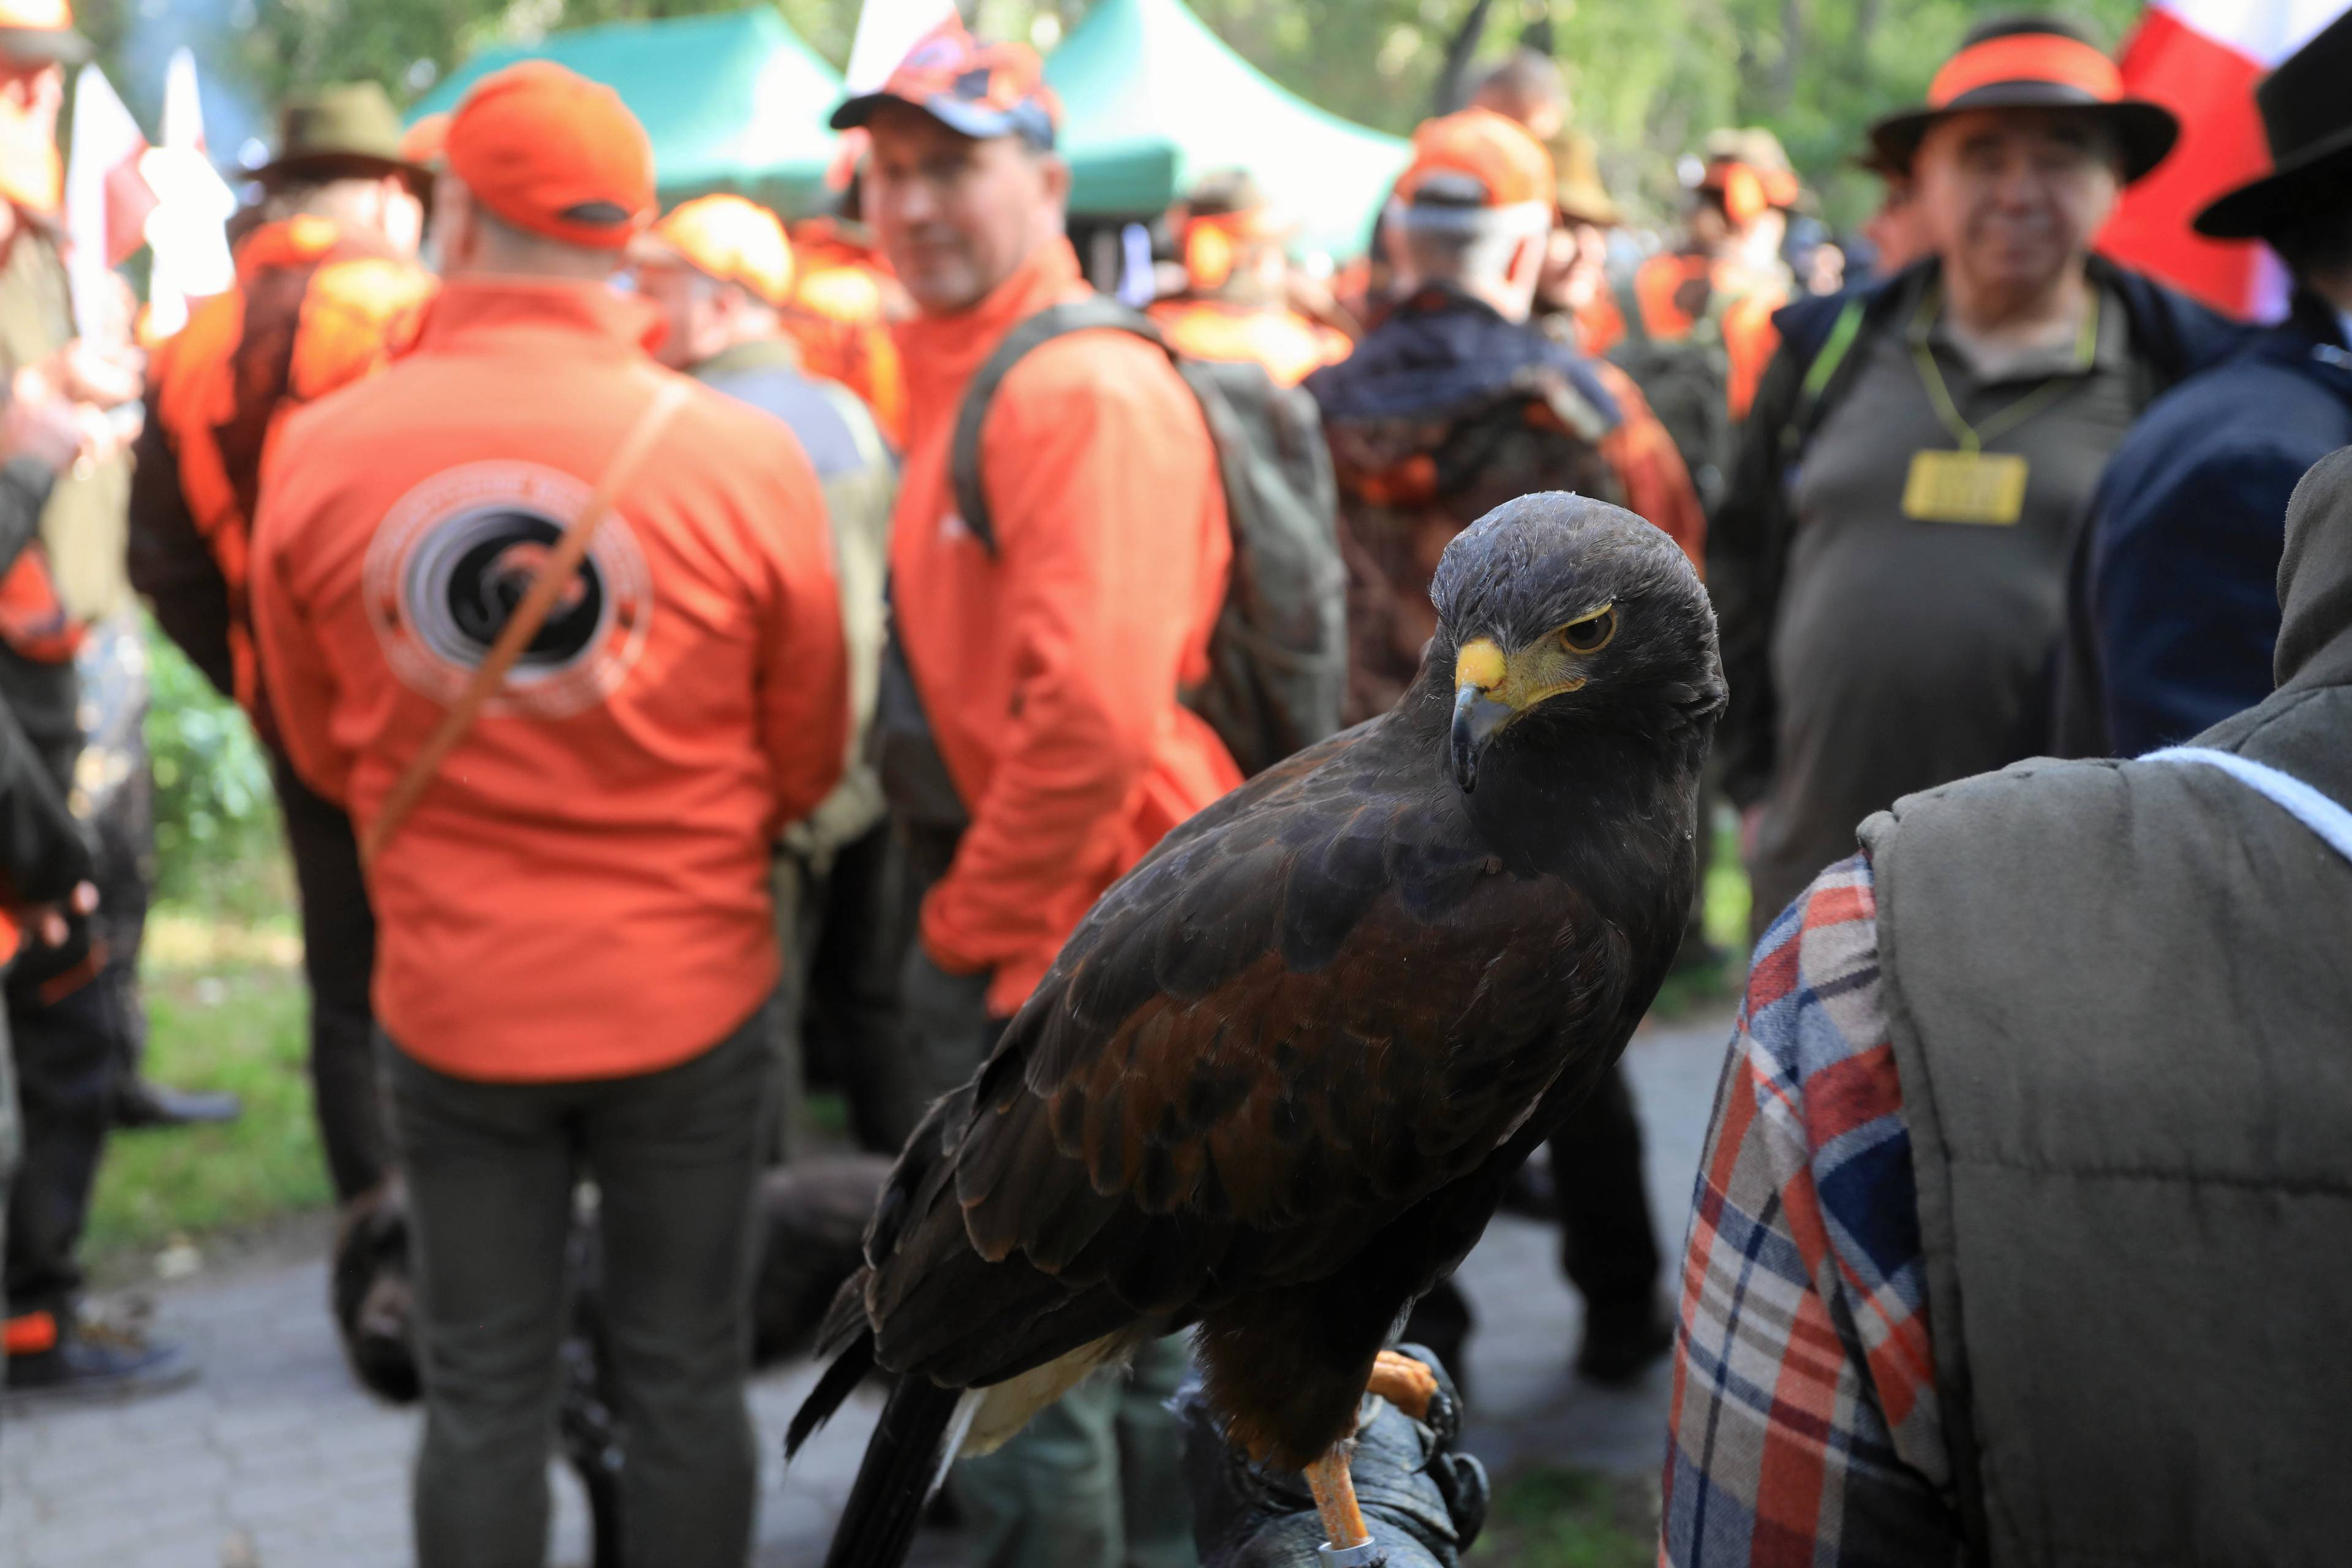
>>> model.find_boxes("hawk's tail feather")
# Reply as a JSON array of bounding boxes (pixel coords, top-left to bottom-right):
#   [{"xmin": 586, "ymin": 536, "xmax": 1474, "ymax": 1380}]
[
  {"xmin": 786, "ymin": 1330, "xmax": 874, "ymax": 1459},
  {"xmin": 821, "ymin": 1374, "xmax": 976, "ymax": 1568}
]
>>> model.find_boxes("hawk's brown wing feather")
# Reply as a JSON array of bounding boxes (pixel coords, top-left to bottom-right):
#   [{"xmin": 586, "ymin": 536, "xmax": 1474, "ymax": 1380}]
[{"xmin": 926, "ymin": 709, "xmax": 1630, "ymax": 1334}]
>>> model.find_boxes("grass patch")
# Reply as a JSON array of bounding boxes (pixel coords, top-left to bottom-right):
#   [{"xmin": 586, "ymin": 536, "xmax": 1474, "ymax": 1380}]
[
  {"xmin": 1470, "ymin": 1466, "xmax": 1653, "ymax": 1567},
  {"xmin": 86, "ymin": 625, "xmax": 326, "ymax": 1265},
  {"xmin": 86, "ymin": 897, "xmax": 326, "ymax": 1262}
]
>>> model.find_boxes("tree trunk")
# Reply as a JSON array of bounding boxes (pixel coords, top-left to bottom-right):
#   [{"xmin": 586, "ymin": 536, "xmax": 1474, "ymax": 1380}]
[{"xmin": 1432, "ymin": 0, "xmax": 1499, "ymax": 116}]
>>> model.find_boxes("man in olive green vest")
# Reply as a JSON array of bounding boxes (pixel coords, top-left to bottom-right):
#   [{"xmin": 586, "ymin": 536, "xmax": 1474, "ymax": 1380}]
[{"xmin": 1663, "ymin": 444, "xmax": 2352, "ymax": 1563}]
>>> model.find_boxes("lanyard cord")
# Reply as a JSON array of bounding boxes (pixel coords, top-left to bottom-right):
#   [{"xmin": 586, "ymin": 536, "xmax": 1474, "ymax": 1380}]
[{"xmin": 1908, "ymin": 282, "xmax": 2099, "ymax": 453}]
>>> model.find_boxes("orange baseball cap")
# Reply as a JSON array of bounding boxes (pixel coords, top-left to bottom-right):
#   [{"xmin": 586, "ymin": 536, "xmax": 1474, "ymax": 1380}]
[
  {"xmin": 0, "ymin": 0, "xmax": 88, "ymax": 63},
  {"xmin": 830, "ymin": 18, "xmax": 1060, "ymax": 150},
  {"xmin": 637, "ymin": 195, "xmax": 795, "ymax": 306},
  {"xmin": 1394, "ymin": 108, "xmax": 1556, "ymax": 230},
  {"xmin": 445, "ymin": 61, "xmax": 654, "ymax": 250}
]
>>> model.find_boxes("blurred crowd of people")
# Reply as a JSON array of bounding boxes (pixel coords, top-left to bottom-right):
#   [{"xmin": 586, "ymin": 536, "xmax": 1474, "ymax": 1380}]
[{"xmin": 0, "ymin": 0, "xmax": 2341, "ymax": 1564}]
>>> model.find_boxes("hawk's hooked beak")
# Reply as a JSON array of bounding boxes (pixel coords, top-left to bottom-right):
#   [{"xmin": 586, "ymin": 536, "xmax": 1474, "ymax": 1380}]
[{"xmin": 1451, "ymin": 638, "xmax": 1515, "ymax": 794}]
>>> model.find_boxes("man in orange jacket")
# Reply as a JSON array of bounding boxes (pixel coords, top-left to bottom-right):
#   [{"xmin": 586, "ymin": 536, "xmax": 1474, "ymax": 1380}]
[
  {"xmin": 833, "ymin": 20, "xmax": 1234, "ymax": 1566},
  {"xmin": 1619, "ymin": 129, "xmax": 1800, "ymax": 504},
  {"xmin": 251, "ymin": 64, "xmax": 846, "ymax": 1567},
  {"xmin": 1148, "ymin": 168, "xmax": 1352, "ymax": 388},
  {"xmin": 130, "ymin": 82, "xmax": 435, "ymax": 1216}
]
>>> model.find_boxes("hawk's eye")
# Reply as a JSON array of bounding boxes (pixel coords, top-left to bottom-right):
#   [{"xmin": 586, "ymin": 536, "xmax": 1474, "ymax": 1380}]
[{"xmin": 1559, "ymin": 607, "xmax": 1616, "ymax": 654}]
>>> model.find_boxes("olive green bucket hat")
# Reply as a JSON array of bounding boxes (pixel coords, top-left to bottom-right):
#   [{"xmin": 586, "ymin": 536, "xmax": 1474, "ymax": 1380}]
[{"xmin": 251, "ymin": 82, "xmax": 430, "ymax": 192}]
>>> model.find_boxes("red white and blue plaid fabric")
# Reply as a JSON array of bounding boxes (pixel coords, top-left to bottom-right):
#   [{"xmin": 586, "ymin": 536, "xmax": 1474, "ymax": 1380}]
[{"xmin": 1661, "ymin": 854, "xmax": 1960, "ymax": 1566}]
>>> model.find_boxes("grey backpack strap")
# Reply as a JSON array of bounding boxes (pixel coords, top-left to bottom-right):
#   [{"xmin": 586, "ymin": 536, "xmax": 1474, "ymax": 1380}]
[{"xmin": 949, "ymin": 297, "xmax": 1169, "ymax": 555}]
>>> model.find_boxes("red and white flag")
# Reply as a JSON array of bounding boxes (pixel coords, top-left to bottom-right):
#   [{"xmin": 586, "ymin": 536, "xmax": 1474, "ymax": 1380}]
[
  {"xmin": 2101, "ymin": 0, "xmax": 2351, "ymax": 319},
  {"xmin": 63, "ymin": 64, "xmax": 153, "ymax": 334}
]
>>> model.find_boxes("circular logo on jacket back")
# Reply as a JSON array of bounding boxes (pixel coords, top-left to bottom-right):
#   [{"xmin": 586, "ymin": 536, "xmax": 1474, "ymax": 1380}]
[{"xmin": 364, "ymin": 461, "xmax": 653, "ymax": 718}]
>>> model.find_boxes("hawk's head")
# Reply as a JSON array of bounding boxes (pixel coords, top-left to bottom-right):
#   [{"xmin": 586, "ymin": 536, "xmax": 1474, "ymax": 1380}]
[{"xmin": 1430, "ymin": 492, "xmax": 1723, "ymax": 793}]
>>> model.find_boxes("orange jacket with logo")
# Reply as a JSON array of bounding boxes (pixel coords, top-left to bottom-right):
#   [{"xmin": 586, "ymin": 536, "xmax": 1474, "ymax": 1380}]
[
  {"xmin": 892, "ymin": 238, "xmax": 1237, "ymax": 1016},
  {"xmin": 134, "ymin": 217, "xmax": 435, "ymax": 744},
  {"xmin": 1147, "ymin": 298, "xmax": 1352, "ymax": 388},
  {"xmin": 251, "ymin": 279, "xmax": 847, "ymax": 1082}
]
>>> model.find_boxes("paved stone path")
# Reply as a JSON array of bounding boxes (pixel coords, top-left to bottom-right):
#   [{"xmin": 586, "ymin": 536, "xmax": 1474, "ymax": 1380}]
[{"xmin": 0, "ymin": 1006, "xmax": 1734, "ymax": 1567}]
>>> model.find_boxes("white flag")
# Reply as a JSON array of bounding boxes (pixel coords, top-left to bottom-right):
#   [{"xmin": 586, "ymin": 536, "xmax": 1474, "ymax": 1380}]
[{"xmin": 139, "ymin": 49, "xmax": 236, "ymax": 339}]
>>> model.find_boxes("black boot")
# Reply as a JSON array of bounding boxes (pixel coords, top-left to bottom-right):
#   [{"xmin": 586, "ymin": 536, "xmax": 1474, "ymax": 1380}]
[{"xmin": 1574, "ymin": 1295, "xmax": 1676, "ymax": 1387}]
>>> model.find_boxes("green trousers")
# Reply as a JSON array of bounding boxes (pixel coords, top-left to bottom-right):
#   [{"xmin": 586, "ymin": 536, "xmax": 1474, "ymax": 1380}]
[{"xmin": 952, "ymin": 1334, "xmax": 1199, "ymax": 1568}]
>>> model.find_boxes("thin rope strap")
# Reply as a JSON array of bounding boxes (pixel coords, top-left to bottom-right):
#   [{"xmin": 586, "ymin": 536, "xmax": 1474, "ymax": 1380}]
[
  {"xmin": 360, "ymin": 375, "xmax": 693, "ymax": 868},
  {"xmin": 2139, "ymin": 745, "xmax": 2352, "ymax": 867}
]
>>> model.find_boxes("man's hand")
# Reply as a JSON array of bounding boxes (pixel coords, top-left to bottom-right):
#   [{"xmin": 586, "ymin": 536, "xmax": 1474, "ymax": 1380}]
[
  {"xmin": 1, "ymin": 367, "xmax": 91, "ymax": 475},
  {"xmin": 1178, "ymin": 1342, "xmax": 1489, "ymax": 1568},
  {"xmin": 26, "ymin": 879, "xmax": 97, "ymax": 948},
  {"xmin": 51, "ymin": 339, "xmax": 143, "ymax": 410}
]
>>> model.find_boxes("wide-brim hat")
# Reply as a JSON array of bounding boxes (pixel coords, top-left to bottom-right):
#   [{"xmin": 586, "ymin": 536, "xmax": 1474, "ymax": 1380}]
[
  {"xmin": 0, "ymin": 0, "xmax": 89, "ymax": 64},
  {"xmin": 251, "ymin": 82, "xmax": 429, "ymax": 192},
  {"xmin": 2195, "ymin": 9, "xmax": 2352, "ymax": 239},
  {"xmin": 1867, "ymin": 24, "xmax": 2177, "ymax": 184},
  {"xmin": 1550, "ymin": 129, "xmax": 1620, "ymax": 227}
]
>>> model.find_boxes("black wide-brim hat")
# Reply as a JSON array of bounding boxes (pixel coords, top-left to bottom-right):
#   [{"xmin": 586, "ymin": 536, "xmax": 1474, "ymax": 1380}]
[
  {"xmin": 1867, "ymin": 28, "xmax": 2178, "ymax": 185},
  {"xmin": 2195, "ymin": 9, "xmax": 2352, "ymax": 239}
]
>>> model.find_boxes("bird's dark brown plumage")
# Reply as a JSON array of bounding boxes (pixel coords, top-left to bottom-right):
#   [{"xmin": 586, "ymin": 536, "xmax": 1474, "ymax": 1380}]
[{"xmin": 794, "ymin": 492, "xmax": 1723, "ymax": 1563}]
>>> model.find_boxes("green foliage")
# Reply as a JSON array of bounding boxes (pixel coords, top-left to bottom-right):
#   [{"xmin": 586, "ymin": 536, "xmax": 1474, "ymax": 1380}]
[
  {"xmin": 80, "ymin": 0, "xmax": 2148, "ymax": 227},
  {"xmin": 145, "ymin": 621, "xmax": 290, "ymax": 921}
]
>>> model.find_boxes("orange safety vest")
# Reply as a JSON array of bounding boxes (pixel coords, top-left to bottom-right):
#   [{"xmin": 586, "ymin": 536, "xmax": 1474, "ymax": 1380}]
[
  {"xmin": 1145, "ymin": 297, "xmax": 1352, "ymax": 389},
  {"xmin": 1630, "ymin": 250, "xmax": 1785, "ymax": 423},
  {"xmin": 146, "ymin": 216, "xmax": 434, "ymax": 735}
]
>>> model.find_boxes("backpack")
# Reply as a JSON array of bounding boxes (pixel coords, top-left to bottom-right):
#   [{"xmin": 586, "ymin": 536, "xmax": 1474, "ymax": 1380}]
[
  {"xmin": 949, "ymin": 296, "xmax": 1346, "ymax": 778},
  {"xmin": 1607, "ymin": 277, "xmax": 1733, "ymax": 508}
]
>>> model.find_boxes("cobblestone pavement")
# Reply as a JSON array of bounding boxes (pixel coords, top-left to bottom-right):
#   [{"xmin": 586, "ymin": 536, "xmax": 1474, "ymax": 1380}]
[{"xmin": 0, "ymin": 1005, "xmax": 1734, "ymax": 1567}]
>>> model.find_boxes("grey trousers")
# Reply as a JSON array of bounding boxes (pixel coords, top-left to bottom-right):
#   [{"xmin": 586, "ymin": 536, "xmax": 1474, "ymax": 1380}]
[
  {"xmin": 954, "ymin": 1335, "xmax": 1199, "ymax": 1568},
  {"xmin": 384, "ymin": 1000, "xmax": 777, "ymax": 1568}
]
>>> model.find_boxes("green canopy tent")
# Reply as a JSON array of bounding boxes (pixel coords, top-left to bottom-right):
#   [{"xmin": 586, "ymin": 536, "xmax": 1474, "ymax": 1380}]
[
  {"xmin": 411, "ymin": 9, "xmax": 844, "ymax": 217},
  {"xmin": 1046, "ymin": 0, "xmax": 1410, "ymax": 259}
]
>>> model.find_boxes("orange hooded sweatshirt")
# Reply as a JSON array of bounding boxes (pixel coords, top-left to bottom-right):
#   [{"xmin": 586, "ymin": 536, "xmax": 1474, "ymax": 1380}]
[
  {"xmin": 892, "ymin": 238, "xmax": 1238, "ymax": 1016},
  {"xmin": 252, "ymin": 278, "xmax": 847, "ymax": 1082}
]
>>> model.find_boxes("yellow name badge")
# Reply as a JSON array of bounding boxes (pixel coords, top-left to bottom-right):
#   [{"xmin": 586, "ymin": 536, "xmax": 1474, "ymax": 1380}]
[{"xmin": 1902, "ymin": 449, "xmax": 2029, "ymax": 526}]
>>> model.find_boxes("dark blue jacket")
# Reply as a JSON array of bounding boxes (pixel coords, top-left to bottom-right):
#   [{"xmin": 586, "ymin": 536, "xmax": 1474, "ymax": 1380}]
[
  {"xmin": 2058, "ymin": 298, "xmax": 2352, "ymax": 756},
  {"xmin": 1305, "ymin": 284, "xmax": 1619, "ymax": 428}
]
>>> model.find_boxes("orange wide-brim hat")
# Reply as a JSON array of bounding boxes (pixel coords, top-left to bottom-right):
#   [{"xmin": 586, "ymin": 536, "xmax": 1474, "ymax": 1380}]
[{"xmin": 1866, "ymin": 26, "xmax": 2177, "ymax": 184}]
